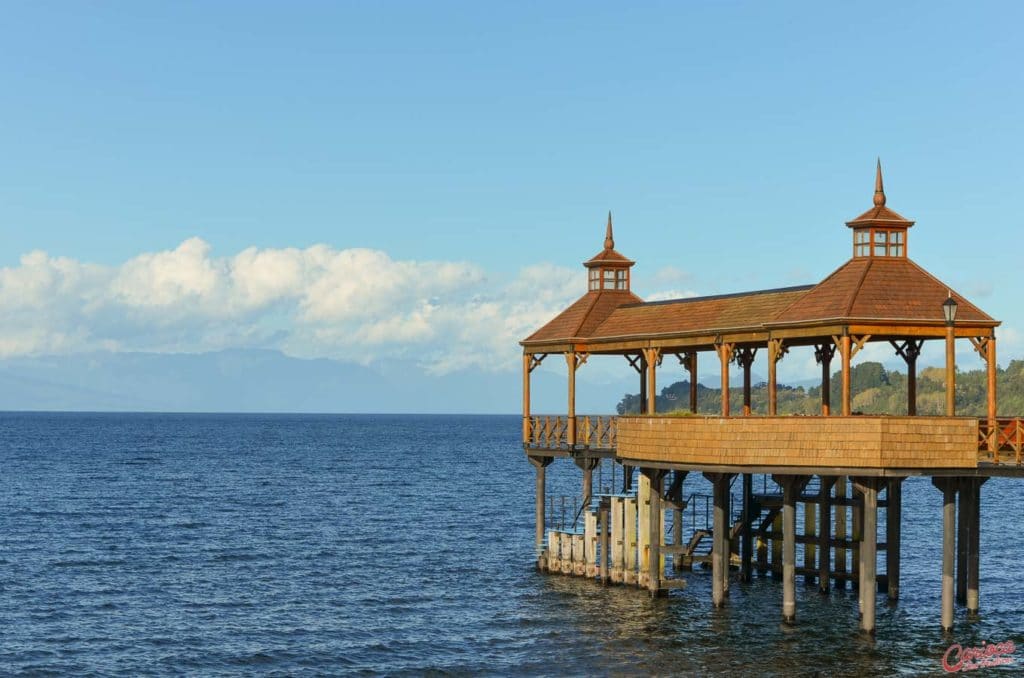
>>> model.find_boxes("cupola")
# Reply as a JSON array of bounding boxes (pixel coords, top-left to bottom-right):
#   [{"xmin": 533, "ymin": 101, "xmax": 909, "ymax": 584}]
[
  {"xmin": 584, "ymin": 212, "xmax": 635, "ymax": 292},
  {"xmin": 846, "ymin": 160, "xmax": 915, "ymax": 258}
]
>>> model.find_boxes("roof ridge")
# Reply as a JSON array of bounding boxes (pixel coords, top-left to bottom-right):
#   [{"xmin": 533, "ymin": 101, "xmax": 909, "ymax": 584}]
[
  {"xmin": 568, "ymin": 291, "xmax": 603, "ymax": 338},
  {"xmin": 622, "ymin": 284, "xmax": 814, "ymax": 309},
  {"xmin": 771, "ymin": 261, "xmax": 852, "ymax": 321},
  {"xmin": 844, "ymin": 257, "xmax": 874, "ymax": 317}
]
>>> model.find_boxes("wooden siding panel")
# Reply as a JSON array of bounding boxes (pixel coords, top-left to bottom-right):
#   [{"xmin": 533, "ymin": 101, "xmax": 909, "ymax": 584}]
[{"xmin": 616, "ymin": 416, "xmax": 978, "ymax": 469}]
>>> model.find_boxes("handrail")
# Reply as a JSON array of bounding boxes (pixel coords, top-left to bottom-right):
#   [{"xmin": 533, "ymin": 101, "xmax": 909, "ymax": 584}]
[
  {"xmin": 978, "ymin": 417, "xmax": 1024, "ymax": 465},
  {"xmin": 525, "ymin": 414, "xmax": 617, "ymax": 450}
]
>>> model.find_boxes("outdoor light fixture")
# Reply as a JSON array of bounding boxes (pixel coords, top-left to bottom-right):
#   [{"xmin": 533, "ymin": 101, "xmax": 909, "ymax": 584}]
[{"xmin": 942, "ymin": 294, "xmax": 958, "ymax": 326}]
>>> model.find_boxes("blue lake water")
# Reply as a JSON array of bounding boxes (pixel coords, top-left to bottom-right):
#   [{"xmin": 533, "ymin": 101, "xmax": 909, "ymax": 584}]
[{"xmin": 0, "ymin": 412, "xmax": 1021, "ymax": 675}]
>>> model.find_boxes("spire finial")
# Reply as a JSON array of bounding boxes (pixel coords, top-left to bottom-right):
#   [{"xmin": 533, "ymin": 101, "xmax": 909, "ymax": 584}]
[
  {"xmin": 873, "ymin": 158, "xmax": 886, "ymax": 207},
  {"xmin": 604, "ymin": 211, "xmax": 614, "ymax": 250}
]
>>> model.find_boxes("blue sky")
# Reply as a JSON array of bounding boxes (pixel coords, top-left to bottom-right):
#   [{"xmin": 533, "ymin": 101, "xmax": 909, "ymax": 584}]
[{"xmin": 1, "ymin": 2, "xmax": 1022, "ymax": 388}]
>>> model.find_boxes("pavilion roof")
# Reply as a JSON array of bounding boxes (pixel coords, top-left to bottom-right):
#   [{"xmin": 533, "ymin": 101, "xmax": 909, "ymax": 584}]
[
  {"xmin": 523, "ymin": 289, "xmax": 644, "ymax": 344},
  {"xmin": 769, "ymin": 256, "xmax": 994, "ymax": 326},
  {"xmin": 585, "ymin": 286, "xmax": 812, "ymax": 341}
]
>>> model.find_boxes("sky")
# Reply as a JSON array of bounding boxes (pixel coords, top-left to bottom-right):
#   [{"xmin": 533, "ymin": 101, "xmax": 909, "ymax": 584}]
[{"xmin": 1, "ymin": 2, "xmax": 1023, "ymax": 397}]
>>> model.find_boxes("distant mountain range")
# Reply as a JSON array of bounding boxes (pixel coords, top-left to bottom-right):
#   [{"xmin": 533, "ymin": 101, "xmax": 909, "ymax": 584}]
[{"xmin": 0, "ymin": 349, "xmax": 638, "ymax": 414}]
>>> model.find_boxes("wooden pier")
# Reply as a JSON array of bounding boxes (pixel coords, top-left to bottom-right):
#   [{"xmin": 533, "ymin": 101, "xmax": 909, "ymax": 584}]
[{"xmin": 521, "ymin": 162, "xmax": 1022, "ymax": 635}]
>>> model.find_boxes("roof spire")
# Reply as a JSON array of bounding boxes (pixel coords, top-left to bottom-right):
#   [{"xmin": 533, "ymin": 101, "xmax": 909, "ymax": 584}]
[
  {"xmin": 873, "ymin": 158, "xmax": 886, "ymax": 207},
  {"xmin": 604, "ymin": 211, "xmax": 614, "ymax": 250}
]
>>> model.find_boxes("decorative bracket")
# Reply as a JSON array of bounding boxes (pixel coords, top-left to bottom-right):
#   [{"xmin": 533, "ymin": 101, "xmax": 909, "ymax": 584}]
[
  {"xmin": 814, "ymin": 342, "xmax": 836, "ymax": 365},
  {"xmin": 528, "ymin": 353, "xmax": 548, "ymax": 372},
  {"xmin": 768, "ymin": 338, "xmax": 788, "ymax": 364},
  {"xmin": 565, "ymin": 351, "xmax": 589, "ymax": 371},
  {"xmin": 626, "ymin": 353, "xmax": 643, "ymax": 373},
  {"xmin": 890, "ymin": 339, "xmax": 924, "ymax": 365},
  {"xmin": 969, "ymin": 336, "xmax": 992, "ymax": 363},
  {"xmin": 734, "ymin": 346, "xmax": 757, "ymax": 369}
]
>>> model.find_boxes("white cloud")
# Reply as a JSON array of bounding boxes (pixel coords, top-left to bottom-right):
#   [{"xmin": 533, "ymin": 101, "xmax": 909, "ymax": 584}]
[{"xmin": 0, "ymin": 239, "xmax": 584, "ymax": 373}]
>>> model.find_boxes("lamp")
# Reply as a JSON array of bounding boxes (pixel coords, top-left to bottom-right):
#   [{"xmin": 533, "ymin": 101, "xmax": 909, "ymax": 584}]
[{"xmin": 942, "ymin": 294, "xmax": 958, "ymax": 326}]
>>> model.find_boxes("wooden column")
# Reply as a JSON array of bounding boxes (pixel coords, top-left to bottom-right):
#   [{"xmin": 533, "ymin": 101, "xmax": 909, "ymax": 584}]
[
  {"xmin": 819, "ymin": 476, "xmax": 835, "ymax": 593},
  {"xmin": 741, "ymin": 473, "xmax": 753, "ymax": 583},
  {"xmin": 892, "ymin": 340, "xmax": 923, "ymax": 416},
  {"xmin": 967, "ymin": 478, "xmax": 984, "ymax": 614},
  {"xmin": 576, "ymin": 457, "xmax": 598, "ymax": 505},
  {"xmin": 934, "ymin": 477, "xmax": 957, "ymax": 633},
  {"xmin": 523, "ymin": 354, "xmax": 531, "ymax": 442},
  {"xmin": 777, "ymin": 475, "xmax": 798, "ymax": 624},
  {"xmin": 856, "ymin": 478, "xmax": 879, "ymax": 634},
  {"xmin": 530, "ymin": 457, "xmax": 553, "ymax": 560},
  {"xmin": 886, "ymin": 478, "xmax": 902, "ymax": 601},
  {"xmin": 706, "ymin": 472, "xmax": 731, "ymax": 607},
  {"xmin": 986, "ymin": 337, "xmax": 997, "ymax": 454},
  {"xmin": 768, "ymin": 339, "xmax": 785, "ymax": 416},
  {"xmin": 852, "ymin": 485, "xmax": 862, "ymax": 610},
  {"xmin": 565, "ymin": 351, "xmax": 586, "ymax": 446},
  {"xmin": 716, "ymin": 341, "xmax": 734, "ymax": 417},
  {"xmin": 643, "ymin": 348, "xmax": 660, "ymax": 416},
  {"xmin": 687, "ymin": 352, "xmax": 698, "ymax": 413},
  {"xmin": 957, "ymin": 479, "xmax": 968, "ymax": 606},
  {"xmin": 599, "ymin": 500, "xmax": 610, "ymax": 585},
  {"xmin": 735, "ymin": 347, "xmax": 757, "ymax": 416},
  {"xmin": 946, "ymin": 325, "xmax": 956, "ymax": 416},
  {"xmin": 840, "ymin": 335, "xmax": 852, "ymax": 416},
  {"xmin": 803, "ymin": 493, "xmax": 816, "ymax": 585},
  {"xmin": 815, "ymin": 343, "xmax": 835, "ymax": 416},
  {"xmin": 835, "ymin": 476, "xmax": 848, "ymax": 587},
  {"xmin": 637, "ymin": 354, "xmax": 648, "ymax": 414},
  {"xmin": 646, "ymin": 469, "xmax": 664, "ymax": 596}
]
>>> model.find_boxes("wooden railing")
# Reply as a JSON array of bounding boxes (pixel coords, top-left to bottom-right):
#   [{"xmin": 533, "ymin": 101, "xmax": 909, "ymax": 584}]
[
  {"xmin": 525, "ymin": 415, "xmax": 617, "ymax": 450},
  {"xmin": 978, "ymin": 418, "xmax": 1024, "ymax": 465},
  {"xmin": 575, "ymin": 415, "xmax": 617, "ymax": 449}
]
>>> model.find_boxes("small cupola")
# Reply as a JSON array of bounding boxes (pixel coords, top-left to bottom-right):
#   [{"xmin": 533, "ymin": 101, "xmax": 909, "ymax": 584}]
[
  {"xmin": 584, "ymin": 212, "xmax": 635, "ymax": 292},
  {"xmin": 846, "ymin": 159, "xmax": 915, "ymax": 258}
]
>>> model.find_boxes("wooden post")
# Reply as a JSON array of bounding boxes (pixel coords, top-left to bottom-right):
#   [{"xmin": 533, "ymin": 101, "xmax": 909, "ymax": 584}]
[
  {"xmin": 638, "ymin": 353, "xmax": 648, "ymax": 414},
  {"xmin": 803, "ymin": 492, "xmax": 816, "ymax": 585},
  {"xmin": 886, "ymin": 478, "xmax": 902, "ymax": 601},
  {"xmin": 710, "ymin": 473, "xmax": 728, "ymax": 607},
  {"xmin": 857, "ymin": 478, "xmax": 879, "ymax": 634},
  {"xmin": 768, "ymin": 339, "xmax": 785, "ymax": 416},
  {"xmin": 946, "ymin": 325, "xmax": 956, "ymax": 416},
  {"xmin": 891, "ymin": 340, "xmax": 922, "ymax": 416},
  {"xmin": 771, "ymin": 512, "xmax": 783, "ymax": 575},
  {"xmin": 566, "ymin": 352, "xmax": 576, "ymax": 446},
  {"xmin": 853, "ymin": 485, "xmax": 862, "ymax": 609},
  {"xmin": 644, "ymin": 348, "xmax": 660, "ymax": 416},
  {"xmin": 688, "ymin": 352, "xmax": 698, "ymax": 413},
  {"xmin": 599, "ymin": 501, "xmax": 610, "ymax": 585},
  {"xmin": 637, "ymin": 473, "xmax": 650, "ymax": 588},
  {"xmin": 835, "ymin": 476, "xmax": 847, "ymax": 587},
  {"xmin": 988, "ymin": 337, "xmax": 997, "ymax": 453},
  {"xmin": 523, "ymin": 354, "xmax": 531, "ymax": 442},
  {"xmin": 741, "ymin": 473, "xmax": 753, "ymax": 583},
  {"xmin": 646, "ymin": 470, "xmax": 663, "ymax": 596},
  {"xmin": 531, "ymin": 457, "xmax": 552, "ymax": 561},
  {"xmin": 967, "ymin": 478, "xmax": 984, "ymax": 615},
  {"xmin": 957, "ymin": 479, "xmax": 967, "ymax": 606},
  {"xmin": 610, "ymin": 497, "xmax": 624, "ymax": 583},
  {"xmin": 624, "ymin": 497, "xmax": 638, "ymax": 585},
  {"xmin": 778, "ymin": 475, "xmax": 798, "ymax": 624},
  {"xmin": 937, "ymin": 478, "xmax": 956, "ymax": 633},
  {"xmin": 716, "ymin": 341, "xmax": 733, "ymax": 417},
  {"xmin": 841, "ymin": 335, "xmax": 852, "ymax": 416},
  {"xmin": 819, "ymin": 476, "xmax": 835, "ymax": 594},
  {"xmin": 735, "ymin": 347, "xmax": 756, "ymax": 416},
  {"xmin": 815, "ymin": 343, "xmax": 835, "ymax": 416}
]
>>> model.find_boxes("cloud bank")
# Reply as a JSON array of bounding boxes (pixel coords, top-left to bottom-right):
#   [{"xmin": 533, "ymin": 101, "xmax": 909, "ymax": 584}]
[{"xmin": 0, "ymin": 238, "xmax": 584, "ymax": 373}]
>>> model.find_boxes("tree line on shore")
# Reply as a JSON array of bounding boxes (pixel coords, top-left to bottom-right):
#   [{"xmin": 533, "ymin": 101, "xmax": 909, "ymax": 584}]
[{"xmin": 615, "ymin": 360, "xmax": 1024, "ymax": 417}]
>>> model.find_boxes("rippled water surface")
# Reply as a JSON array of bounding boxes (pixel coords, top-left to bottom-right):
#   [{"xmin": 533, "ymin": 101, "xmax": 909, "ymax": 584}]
[{"xmin": 1, "ymin": 413, "xmax": 1022, "ymax": 675}]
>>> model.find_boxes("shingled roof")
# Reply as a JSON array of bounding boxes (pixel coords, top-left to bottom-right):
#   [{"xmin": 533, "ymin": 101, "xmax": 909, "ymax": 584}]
[
  {"xmin": 587, "ymin": 286, "xmax": 813, "ymax": 341},
  {"xmin": 769, "ymin": 256, "xmax": 994, "ymax": 326},
  {"xmin": 524, "ymin": 289, "xmax": 644, "ymax": 343}
]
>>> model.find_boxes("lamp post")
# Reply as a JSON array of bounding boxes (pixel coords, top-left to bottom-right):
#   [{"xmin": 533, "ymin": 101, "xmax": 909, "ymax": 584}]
[{"xmin": 943, "ymin": 294, "xmax": 958, "ymax": 416}]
